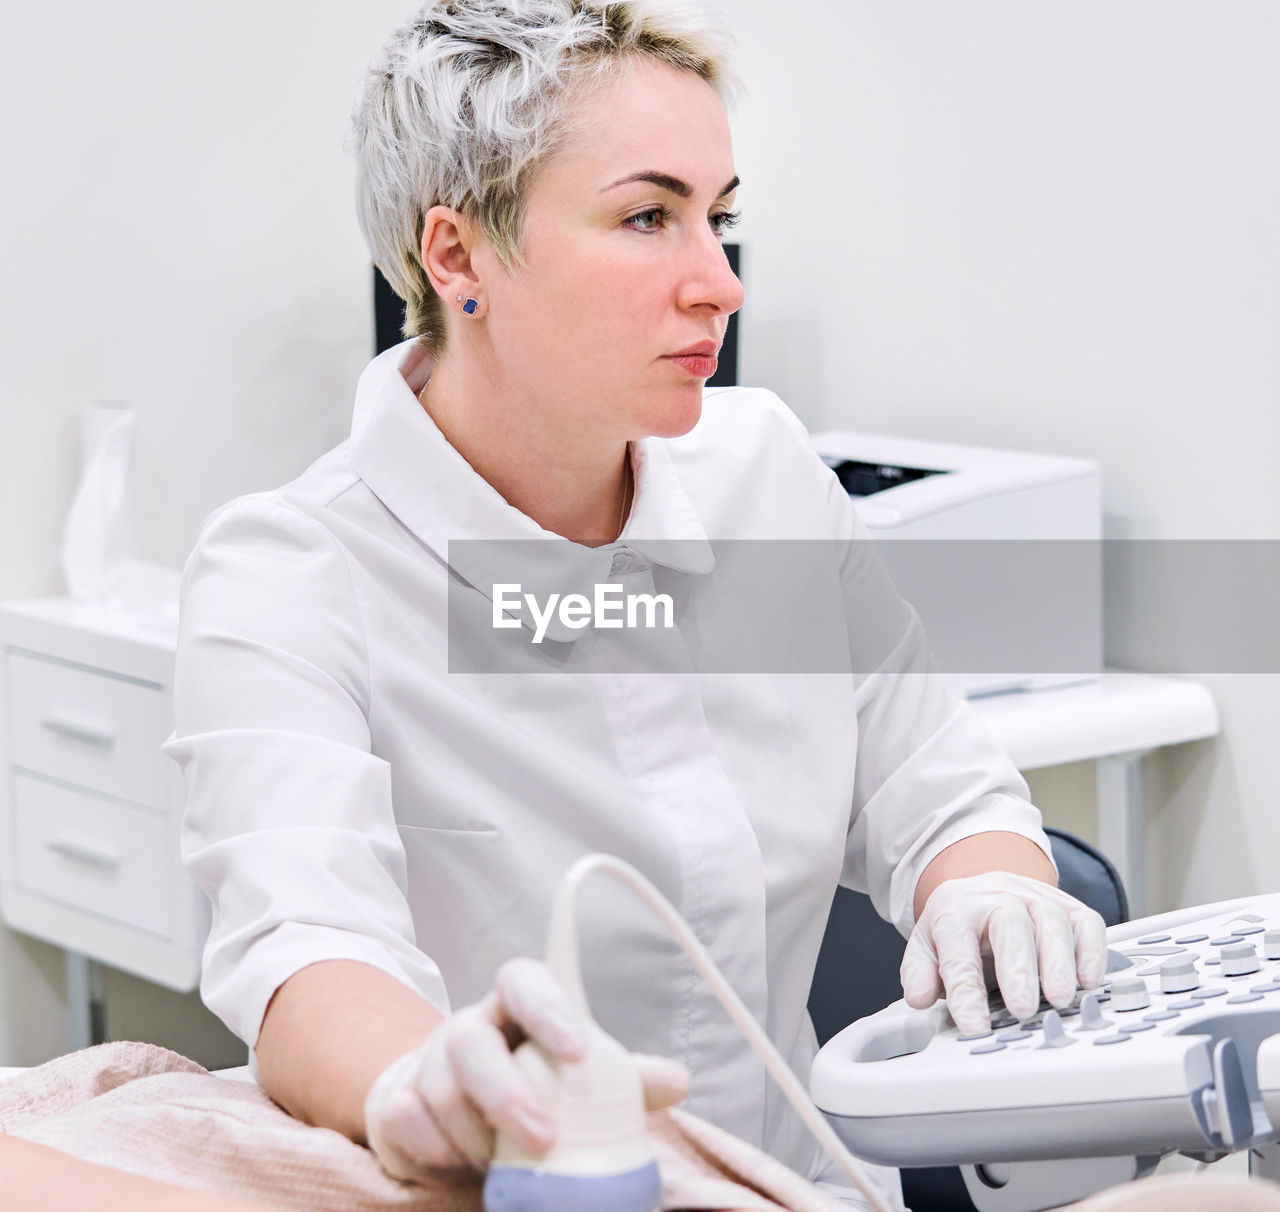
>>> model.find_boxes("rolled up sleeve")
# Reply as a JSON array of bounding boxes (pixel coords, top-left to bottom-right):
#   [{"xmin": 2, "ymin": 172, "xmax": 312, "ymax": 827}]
[{"xmin": 164, "ymin": 497, "xmax": 449, "ymax": 1046}]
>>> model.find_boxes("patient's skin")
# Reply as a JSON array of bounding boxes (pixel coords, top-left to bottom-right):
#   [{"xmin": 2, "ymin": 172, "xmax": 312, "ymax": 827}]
[
  {"xmin": 0, "ymin": 1136, "xmax": 796, "ymax": 1212},
  {"xmin": 0, "ymin": 1137, "xmax": 279, "ymax": 1211},
  {"xmin": 6, "ymin": 1132, "xmax": 1280, "ymax": 1212}
]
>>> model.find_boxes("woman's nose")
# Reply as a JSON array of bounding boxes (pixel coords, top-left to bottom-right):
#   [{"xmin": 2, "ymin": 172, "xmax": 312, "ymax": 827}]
[{"xmin": 680, "ymin": 230, "xmax": 745, "ymax": 316}]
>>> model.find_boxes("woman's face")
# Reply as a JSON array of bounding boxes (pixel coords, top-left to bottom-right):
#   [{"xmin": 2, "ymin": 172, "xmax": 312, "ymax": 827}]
[{"xmin": 475, "ymin": 58, "xmax": 744, "ymax": 445}]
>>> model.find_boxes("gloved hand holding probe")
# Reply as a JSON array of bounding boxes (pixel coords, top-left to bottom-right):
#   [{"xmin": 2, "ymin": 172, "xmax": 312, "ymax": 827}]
[
  {"xmin": 363, "ymin": 956, "xmax": 689, "ymax": 1180},
  {"xmin": 900, "ymin": 872, "xmax": 1110, "ymax": 1036}
]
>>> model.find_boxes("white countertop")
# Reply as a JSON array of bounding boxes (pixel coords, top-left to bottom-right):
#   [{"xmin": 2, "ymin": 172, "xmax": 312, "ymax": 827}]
[{"xmin": 971, "ymin": 670, "xmax": 1220, "ymax": 771}]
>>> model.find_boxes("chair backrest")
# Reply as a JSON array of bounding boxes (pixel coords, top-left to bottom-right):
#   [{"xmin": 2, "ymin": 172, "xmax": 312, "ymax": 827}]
[{"xmin": 807, "ymin": 827, "xmax": 1128, "ymax": 1047}]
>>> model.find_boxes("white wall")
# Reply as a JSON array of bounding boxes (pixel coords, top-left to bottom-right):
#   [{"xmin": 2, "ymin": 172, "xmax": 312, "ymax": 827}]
[
  {"xmin": 0, "ymin": 1, "xmax": 1275, "ymax": 1057},
  {"xmin": 727, "ymin": 1, "xmax": 1280, "ymax": 911},
  {"xmin": 0, "ymin": 0, "xmax": 414, "ymax": 1064},
  {"xmin": 0, "ymin": 0, "xmax": 415, "ymax": 599}
]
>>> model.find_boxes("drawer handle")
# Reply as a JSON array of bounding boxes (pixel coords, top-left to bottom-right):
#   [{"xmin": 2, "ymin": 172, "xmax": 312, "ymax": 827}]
[
  {"xmin": 47, "ymin": 836, "xmax": 121, "ymax": 871},
  {"xmin": 40, "ymin": 716, "xmax": 115, "ymax": 750}
]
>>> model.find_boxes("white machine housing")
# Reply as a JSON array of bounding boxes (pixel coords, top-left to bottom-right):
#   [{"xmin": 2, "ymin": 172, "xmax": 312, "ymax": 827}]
[
  {"xmin": 811, "ymin": 893, "xmax": 1280, "ymax": 1211},
  {"xmin": 809, "ymin": 431, "xmax": 1103, "ymax": 698}
]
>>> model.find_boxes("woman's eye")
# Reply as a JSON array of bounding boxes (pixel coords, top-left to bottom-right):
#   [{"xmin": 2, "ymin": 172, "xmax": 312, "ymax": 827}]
[
  {"xmin": 623, "ymin": 206, "xmax": 743, "ymax": 235},
  {"xmin": 711, "ymin": 208, "xmax": 742, "ymax": 235},
  {"xmin": 624, "ymin": 206, "xmax": 669, "ymax": 232}
]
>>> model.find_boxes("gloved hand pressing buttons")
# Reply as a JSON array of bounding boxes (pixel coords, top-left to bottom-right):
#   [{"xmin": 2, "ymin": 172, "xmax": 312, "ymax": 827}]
[
  {"xmin": 899, "ymin": 872, "xmax": 1109, "ymax": 1037},
  {"xmin": 364, "ymin": 956, "xmax": 689, "ymax": 1181}
]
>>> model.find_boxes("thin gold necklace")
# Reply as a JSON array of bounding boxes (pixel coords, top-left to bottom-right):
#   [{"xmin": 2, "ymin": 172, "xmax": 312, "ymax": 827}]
[
  {"xmin": 422, "ymin": 378, "xmax": 632, "ymax": 542},
  {"xmin": 615, "ymin": 444, "xmax": 633, "ymax": 541}
]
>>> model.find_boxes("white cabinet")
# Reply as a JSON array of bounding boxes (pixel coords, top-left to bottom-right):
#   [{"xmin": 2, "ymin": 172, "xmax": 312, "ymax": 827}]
[{"xmin": 0, "ymin": 599, "xmax": 204, "ymax": 993}]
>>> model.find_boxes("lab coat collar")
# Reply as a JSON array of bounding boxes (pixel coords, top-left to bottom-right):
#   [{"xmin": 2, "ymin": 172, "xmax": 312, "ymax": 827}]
[{"xmin": 348, "ymin": 341, "xmax": 715, "ymax": 642}]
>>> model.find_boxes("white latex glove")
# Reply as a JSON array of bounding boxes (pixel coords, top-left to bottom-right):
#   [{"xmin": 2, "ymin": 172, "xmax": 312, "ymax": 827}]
[
  {"xmin": 900, "ymin": 872, "xmax": 1109, "ymax": 1036},
  {"xmin": 364, "ymin": 956, "xmax": 689, "ymax": 1180}
]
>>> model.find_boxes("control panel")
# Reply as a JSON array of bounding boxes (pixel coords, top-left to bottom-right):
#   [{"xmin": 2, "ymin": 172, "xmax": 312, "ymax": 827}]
[{"xmin": 812, "ymin": 896, "xmax": 1280, "ymax": 1171}]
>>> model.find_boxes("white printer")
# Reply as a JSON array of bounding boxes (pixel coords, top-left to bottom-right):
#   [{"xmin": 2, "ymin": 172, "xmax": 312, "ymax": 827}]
[{"xmin": 810, "ymin": 431, "xmax": 1102, "ymax": 698}]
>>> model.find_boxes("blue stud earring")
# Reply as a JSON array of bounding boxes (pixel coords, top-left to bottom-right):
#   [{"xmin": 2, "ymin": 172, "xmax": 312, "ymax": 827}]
[{"xmin": 456, "ymin": 294, "xmax": 478, "ymax": 315}]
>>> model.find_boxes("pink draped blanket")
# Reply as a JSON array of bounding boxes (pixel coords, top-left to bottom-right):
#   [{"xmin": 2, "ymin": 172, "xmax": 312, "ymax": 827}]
[{"xmin": 0, "ymin": 1042, "xmax": 849, "ymax": 1210}]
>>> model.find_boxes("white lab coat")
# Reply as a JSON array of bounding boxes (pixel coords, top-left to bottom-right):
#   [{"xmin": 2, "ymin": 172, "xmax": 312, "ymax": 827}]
[{"xmin": 166, "ymin": 339, "xmax": 1052, "ymax": 1185}]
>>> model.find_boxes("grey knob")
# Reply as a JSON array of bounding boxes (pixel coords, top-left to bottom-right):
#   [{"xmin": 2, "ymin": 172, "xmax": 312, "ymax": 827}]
[
  {"xmin": 1264, "ymin": 929, "xmax": 1280, "ymax": 961},
  {"xmin": 1110, "ymin": 976, "xmax": 1151, "ymax": 1012},
  {"xmin": 1077, "ymin": 992, "xmax": 1113, "ymax": 1030},
  {"xmin": 1221, "ymin": 941, "xmax": 1260, "ymax": 977},
  {"xmin": 1161, "ymin": 956, "xmax": 1200, "ymax": 994},
  {"xmin": 1038, "ymin": 1009, "xmax": 1075, "ymax": 1049}
]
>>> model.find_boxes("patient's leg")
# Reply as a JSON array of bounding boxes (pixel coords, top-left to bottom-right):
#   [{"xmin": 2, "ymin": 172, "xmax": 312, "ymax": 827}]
[
  {"xmin": 1069, "ymin": 1173, "xmax": 1280, "ymax": 1210},
  {"xmin": 0, "ymin": 1137, "xmax": 278, "ymax": 1211}
]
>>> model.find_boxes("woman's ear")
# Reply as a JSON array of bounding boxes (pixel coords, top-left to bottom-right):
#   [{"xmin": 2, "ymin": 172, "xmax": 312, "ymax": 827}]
[{"xmin": 420, "ymin": 205, "xmax": 482, "ymax": 308}]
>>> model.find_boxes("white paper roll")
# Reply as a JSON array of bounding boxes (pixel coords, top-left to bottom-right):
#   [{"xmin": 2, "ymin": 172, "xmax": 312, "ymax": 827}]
[{"xmin": 60, "ymin": 402, "xmax": 138, "ymax": 602}]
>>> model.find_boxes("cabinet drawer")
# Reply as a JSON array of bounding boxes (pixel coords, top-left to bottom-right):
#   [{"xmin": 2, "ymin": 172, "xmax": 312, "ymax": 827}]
[
  {"xmin": 12, "ymin": 773, "xmax": 174, "ymax": 937},
  {"xmin": 6, "ymin": 651, "xmax": 168, "ymax": 807}
]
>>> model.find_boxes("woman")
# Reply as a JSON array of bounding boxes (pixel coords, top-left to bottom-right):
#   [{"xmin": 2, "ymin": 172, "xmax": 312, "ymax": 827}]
[{"xmin": 166, "ymin": 0, "xmax": 1106, "ymax": 1204}]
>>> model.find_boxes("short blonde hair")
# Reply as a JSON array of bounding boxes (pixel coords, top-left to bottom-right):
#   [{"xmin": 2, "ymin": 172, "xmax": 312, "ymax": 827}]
[{"xmin": 351, "ymin": 0, "xmax": 739, "ymax": 352}]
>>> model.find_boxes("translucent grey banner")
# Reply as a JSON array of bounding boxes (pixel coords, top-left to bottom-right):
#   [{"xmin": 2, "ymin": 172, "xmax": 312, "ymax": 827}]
[{"xmin": 445, "ymin": 539, "xmax": 1280, "ymax": 676}]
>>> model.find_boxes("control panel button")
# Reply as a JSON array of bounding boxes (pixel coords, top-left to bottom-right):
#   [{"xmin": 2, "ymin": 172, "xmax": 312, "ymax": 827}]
[
  {"xmin": 1077, "ymin": 993, "xmax": 1112, "ymax": 1031},
  {"xmin": 1160, "ymin": 956, "xmax": 1200, "ymax": 994},
  {"xmin": 1093, "ymin": 1034, "xmax": 1132, "ymax": 1046},
  {"xmin": 1175, "ymin": 933, "xmax": 1209, "ymax": 944},
  {"xmin": 1038, "ymin": 1010, "xmax": 1074, "ymax": 1049},
  {"xmin": 1110, "ymin": 976, "xmax": 1151, "ymax": 1012},
  {"xmin": 1220, "ymin": 942, "xmax": 1261, "ymax": 977},
  {"xmin": 1191, "ymin": 987, "xmax": 1228, "ymax": 999}
]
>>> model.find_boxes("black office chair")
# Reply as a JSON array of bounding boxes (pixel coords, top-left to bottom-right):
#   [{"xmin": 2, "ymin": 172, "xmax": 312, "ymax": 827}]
[{"xmin": 806, "ymin": 827, "xmax": 1129, "ymax": 1211}]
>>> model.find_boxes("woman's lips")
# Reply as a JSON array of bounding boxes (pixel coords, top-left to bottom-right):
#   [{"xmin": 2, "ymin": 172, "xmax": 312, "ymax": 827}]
[{"xmin": 663, "ymin": 353, "xmax": 718, "ymax": 377}]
